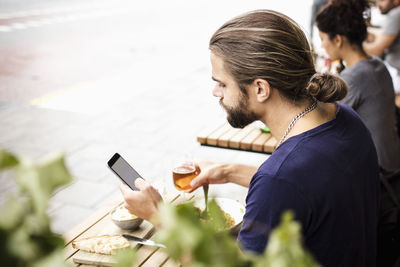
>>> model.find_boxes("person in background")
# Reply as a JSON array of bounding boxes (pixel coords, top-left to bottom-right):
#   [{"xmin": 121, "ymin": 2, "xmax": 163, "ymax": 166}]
[
  {"xmin": 364, "ymin": 0, "xmax": 400, "ymax": 96},
  {"xmin": 310, "ymin": 0, "xmax": 329, "ymax": 38},
  {"xmin": 120, "ymin": 9, "xmax": 379, "ymax": 267},
  {"xmin": 316, "ymin": 0, "xmax": 400, "ymax": 172}
]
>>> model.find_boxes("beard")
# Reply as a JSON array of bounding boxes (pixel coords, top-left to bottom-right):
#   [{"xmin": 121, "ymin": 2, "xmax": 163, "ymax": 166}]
[
  {"xmin": 379, "ymin": 7, "xmax": 390, "ymax": 14},
  {"xmin": 219, "ymin": 97, "xmax": 259, "ymax": 128}
]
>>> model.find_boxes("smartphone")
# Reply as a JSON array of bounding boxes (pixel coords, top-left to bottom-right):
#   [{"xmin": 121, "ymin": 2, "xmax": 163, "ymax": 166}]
[{"xmin": 107, "ymin": 153, "xmax": 143, "ymax": 191}]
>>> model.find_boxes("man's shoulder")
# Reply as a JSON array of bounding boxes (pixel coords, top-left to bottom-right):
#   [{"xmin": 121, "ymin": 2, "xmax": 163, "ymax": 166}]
[
  {"xmin": 254, "ymin": 138, "xmax": 310, "ymax": 181},
  {"xmin": 257, "ymin": 105, "xmax": 372, "ymax": 171},
  {"xmin": 251, "ymin": 149, "xmax": 300, "ymax": 191},
  {"xmin": 253, "ymin": 104, "xmax": 372, "ymax": 176}
]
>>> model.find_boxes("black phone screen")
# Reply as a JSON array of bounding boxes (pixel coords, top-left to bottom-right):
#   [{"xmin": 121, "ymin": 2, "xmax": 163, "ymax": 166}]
[{"xmin": 108, "ymin": 153, "xmax": 142, "ymax": 190}]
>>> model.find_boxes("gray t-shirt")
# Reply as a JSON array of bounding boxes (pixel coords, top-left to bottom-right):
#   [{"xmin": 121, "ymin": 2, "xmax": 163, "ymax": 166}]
[
  {"xmin": 340, "ymin": 57, "xmax": 400, "ymax": 171},
  {"xmin": 382, "ymin": 5, "xmax": 400, "ymax": 70}
]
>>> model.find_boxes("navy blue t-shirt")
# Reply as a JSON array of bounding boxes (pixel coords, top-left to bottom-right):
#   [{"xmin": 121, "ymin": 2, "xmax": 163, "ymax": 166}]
[{"xmin": 238, "ymin": 103, "xmax": 379, "ymax": 267}]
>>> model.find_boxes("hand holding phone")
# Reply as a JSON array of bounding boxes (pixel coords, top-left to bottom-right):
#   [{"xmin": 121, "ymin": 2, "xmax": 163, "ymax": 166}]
[
  {"xmin": 108, "ymin": 153, "xmax": 143, "ymax": 191},
  {"xmin": 119, "ymin": 180, "xmax": 162, "ymax": 221}
]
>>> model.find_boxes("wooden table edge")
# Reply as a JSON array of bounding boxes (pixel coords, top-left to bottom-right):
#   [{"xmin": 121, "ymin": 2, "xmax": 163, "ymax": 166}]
[
  {"xmin": 63, "ymin": 193, "xmax": 181, "ymax": 265},
  {"xmin": 63, "ymin": 197, "xmax": 124, "ymax": 245}
]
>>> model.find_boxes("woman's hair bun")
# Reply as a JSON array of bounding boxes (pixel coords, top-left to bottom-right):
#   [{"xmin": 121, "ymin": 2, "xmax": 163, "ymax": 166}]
[
  {"xmin": 306, "ymin": 73, "xmax": 348, "ymax": 103},
  {"xmin": 316, "ymin": 0, "xmax": 369, "ymax": 46}
]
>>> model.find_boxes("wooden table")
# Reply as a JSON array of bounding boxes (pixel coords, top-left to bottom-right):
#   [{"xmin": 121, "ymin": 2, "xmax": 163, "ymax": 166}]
[{"xmin": 63, "ymin": 193, "xmax": 183, "ymax": 267}]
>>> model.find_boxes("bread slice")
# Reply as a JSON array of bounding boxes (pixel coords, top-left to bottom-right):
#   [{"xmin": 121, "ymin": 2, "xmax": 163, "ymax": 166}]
[{"xmin": 72, "ymin": 235, "xmax": 130, "ymax": 255}]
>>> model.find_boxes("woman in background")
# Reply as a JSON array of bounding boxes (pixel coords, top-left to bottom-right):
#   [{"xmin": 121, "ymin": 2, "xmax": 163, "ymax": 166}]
[{"xmin": 316, "ymin": 0, "xmax": 400, "ymax": 172}]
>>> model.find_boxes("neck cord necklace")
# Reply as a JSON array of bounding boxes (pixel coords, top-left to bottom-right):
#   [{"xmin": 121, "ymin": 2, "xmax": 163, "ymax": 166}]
[{"xmin": 276, "ymin": 100, "xmax": 318, "ymax": 149}]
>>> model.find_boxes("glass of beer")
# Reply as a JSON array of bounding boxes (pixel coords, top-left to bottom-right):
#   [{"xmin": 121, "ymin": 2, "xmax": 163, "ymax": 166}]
[{"xmin": 172, "ymin": 156, "xmax": 199, "ymax": 195}]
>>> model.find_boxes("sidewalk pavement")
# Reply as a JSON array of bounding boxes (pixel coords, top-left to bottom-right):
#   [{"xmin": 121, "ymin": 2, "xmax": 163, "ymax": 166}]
[
  {"xmin": 0, "ymin": 0, "xmax": 313, "ymax": 234},
  {"xmin": 0, "ymin": 63, "xmax": 268, "ymax": 234}
]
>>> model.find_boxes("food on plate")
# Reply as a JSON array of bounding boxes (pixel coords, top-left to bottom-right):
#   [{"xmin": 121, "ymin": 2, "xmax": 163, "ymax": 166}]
[
  {"xmin": 72, "ymin": 235, "xmax": 130, "ymax": 255},
  {"xmin": 223, "ymin": 211, "xmax": 235, "ymax": 228},
  {"xmin": 111, "ymin": 206, "xmax": 137, "ymax": 220},
  {"xmin": 197, "ymin": 206, "xmax": 235, "ymax": 230},
  {"xmin": 183, "ymin": 197, "xmax": 245, "ymax": 232}
]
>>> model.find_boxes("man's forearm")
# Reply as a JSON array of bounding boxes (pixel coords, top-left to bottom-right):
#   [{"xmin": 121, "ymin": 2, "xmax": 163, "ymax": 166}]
[
  {"xmin": 222, "ymin": 164, "xmax": 258, "ymax": 188},
  {"xmin": 363, "ymin": 32, "xmax": 397, "ymax": 57}
]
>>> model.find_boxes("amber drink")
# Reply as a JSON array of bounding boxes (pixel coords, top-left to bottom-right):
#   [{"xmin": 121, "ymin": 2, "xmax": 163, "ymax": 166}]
[{"xmin": 173, "ymin": 164, "xmax": 198, "ymax": 192}]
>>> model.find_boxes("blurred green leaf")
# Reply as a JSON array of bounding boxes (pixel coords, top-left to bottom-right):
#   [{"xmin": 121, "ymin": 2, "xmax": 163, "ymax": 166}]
[
  {"xmin": 156, "ymin": 203, "xmax": 204, "ymax": 261},
  {"xmin": 115, "ymin": 248, "xmax": 137, "ymax": 267},
  {"xmin": 205, "ymin": 199, "xmax": 231, "ymax": 232},
  {"xmin": 8, "ymin": 226, "xmax": 39, "ymax": 261},
  {"xmin": 0, "ymin": 196, "xmax": 28, "ymax": 230},
  {"xmin": 260, "ymin": 127, "xmax": 271, "ymax": 133},
  {"xmin": 156, "ymin": 202, "xmax": 319, "ymax": 267},
  {"xmin": 16, "ymin": 153, "xmax": 72, "ymax": 215},
  {"xmin": 156, "ymin": 200, "xmax": 251, "ymax": 267},
  {"xmin": 35, "ymin": 153, "xmax": 73, "ymax": 194},
  {"xmin": 24, "ymin": 213, "xmax": 51, "ymax": 235},
  {"xmin": 0, "ymin": 150, "xmax": 19, "ymax": 170},
  {"xmin": 32, "ymin": 248, "xmax": 70, "ymax": 267},
  {"xmin": 255, "ymin": 212, "xmax": 320, "ymax": 267},
  {"xmin": 16, "ymin": 164, "xmax": 48, "ymax": 216},
  {"xmin": 0, "ymin": 150, "xmax": 73, "ymax": 267},
  {"xmin": 0, "ymin": 229, "xmax": 17, "ymax": 266}
]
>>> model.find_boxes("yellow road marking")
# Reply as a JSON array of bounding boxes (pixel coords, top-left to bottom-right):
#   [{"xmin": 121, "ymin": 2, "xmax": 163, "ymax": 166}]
[{"xmin": 30, "ymin": 81, "xmax": 91, "ymax": 105}]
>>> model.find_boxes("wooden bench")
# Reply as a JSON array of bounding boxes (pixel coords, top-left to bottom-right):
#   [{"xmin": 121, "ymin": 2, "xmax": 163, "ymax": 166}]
[{"xmin": 197, "ymin": 122, "xmax": 277, "ymax": 153}]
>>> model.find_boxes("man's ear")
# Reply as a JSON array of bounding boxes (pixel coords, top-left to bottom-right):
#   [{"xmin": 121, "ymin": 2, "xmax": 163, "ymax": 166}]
[
  {"xmin": 252, "ymin": 79, "xmax": 271, "ymax": 103},
  {"xmin": 333, "ymin": 34, "xmax": 343, "ymax": 48}
]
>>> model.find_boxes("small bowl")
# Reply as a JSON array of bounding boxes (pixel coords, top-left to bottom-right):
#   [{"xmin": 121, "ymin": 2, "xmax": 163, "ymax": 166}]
[{"xmin": 110, "ymin": 205, "xmax": 144, "ymax": 230}]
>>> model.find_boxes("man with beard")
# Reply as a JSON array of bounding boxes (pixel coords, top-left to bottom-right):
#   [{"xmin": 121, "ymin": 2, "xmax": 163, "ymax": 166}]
[
  {"xmin": 120, "ymin": 10, "xmax": 379, "ymax": 267},
  {"xmin": 364, "ymin": 0, "xmax": 400, "ymax": 95}
]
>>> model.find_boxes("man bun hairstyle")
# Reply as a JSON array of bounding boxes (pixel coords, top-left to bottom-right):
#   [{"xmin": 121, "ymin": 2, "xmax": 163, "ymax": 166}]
[
  {"xmin": 316, "ymin": 0, "xmax": 369, "ymax": 46},
  {"xmin": 209, "ymin": 9, "xmax": 347, "ymax": 104},
  {"xmin": 306, "ymin": 73, "xmax": 348, "ymax": 102}
]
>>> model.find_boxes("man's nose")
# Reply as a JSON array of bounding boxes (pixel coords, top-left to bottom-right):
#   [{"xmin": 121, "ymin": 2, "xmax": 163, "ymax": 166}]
[{"xmin": 212, "ymin": 86, "xmax": 223, "ymax": 97}]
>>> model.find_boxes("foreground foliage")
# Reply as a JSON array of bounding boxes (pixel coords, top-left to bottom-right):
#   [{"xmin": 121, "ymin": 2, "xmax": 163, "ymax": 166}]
[
  {"xmin": 1, "ymin": 150, "xmax": 319, "ymax": 267},
  {"xmin": 0, "ymin": 150, "xmax": 72, "ymax": 267},
  {"xmin": 150, "ymin": 201, "xmax": 320, "ymax": 267}
]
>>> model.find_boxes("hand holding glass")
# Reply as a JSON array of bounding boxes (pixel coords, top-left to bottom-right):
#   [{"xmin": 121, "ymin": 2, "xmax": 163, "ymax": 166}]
[{"xmin": 172, "ymin": 158, "xmax": 200, "ymax": 192}]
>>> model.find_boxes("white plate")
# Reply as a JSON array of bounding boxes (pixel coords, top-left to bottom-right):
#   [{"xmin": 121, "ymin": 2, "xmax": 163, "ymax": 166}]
[{"xmin": 193, "ymin": 197, "xmax": 245, "ymax": 231}]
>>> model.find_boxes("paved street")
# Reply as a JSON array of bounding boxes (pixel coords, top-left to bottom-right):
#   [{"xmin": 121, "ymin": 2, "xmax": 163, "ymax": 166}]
[{"xmin": 0, "ymin": 0, "xmax": 313, "ymax": 234}]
